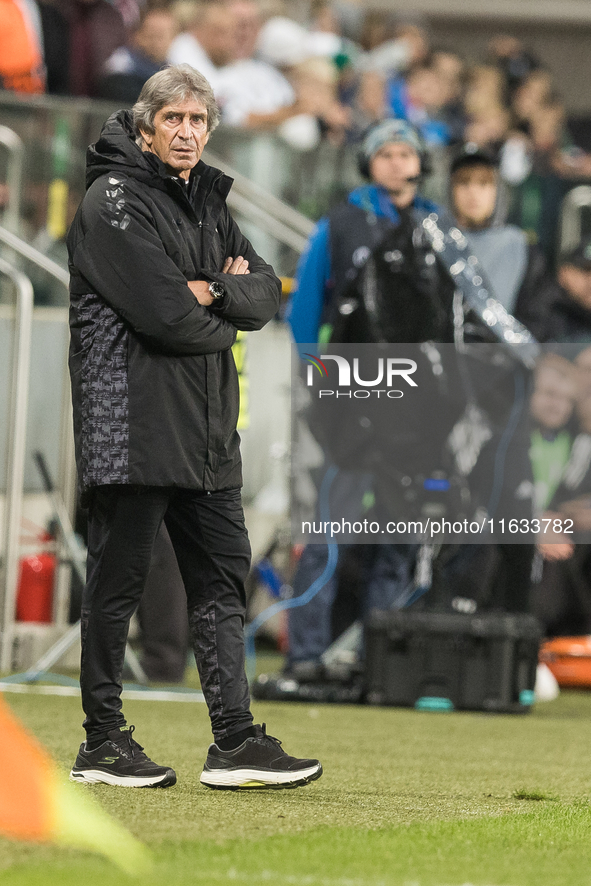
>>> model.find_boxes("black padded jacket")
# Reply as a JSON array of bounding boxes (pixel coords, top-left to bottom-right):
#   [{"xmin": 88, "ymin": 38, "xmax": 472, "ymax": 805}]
[{"xmin": 67, "ymin": 110, "xmax": 281, "ymax": 496}]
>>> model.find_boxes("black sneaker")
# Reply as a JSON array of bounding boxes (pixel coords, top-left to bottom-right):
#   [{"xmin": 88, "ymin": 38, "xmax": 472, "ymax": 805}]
[
  {"xmin": 200, "ymin": 723, "xmax": 323, "ymax": 790},
  {"xmin": 69, "ymin": 726, "xmax": 176, "ymax": 788}
]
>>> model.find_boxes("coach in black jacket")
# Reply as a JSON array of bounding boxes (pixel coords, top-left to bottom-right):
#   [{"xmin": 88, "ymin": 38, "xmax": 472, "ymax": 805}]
[{"xmin": 67, "ymin": 64, "xmax": 322, "ymax": 791}]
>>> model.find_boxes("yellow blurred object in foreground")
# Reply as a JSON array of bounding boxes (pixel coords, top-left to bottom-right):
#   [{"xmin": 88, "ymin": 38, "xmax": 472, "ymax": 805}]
[{"xmin": 0, "ymin": 694, "xmax": 151, "ymax": 875}]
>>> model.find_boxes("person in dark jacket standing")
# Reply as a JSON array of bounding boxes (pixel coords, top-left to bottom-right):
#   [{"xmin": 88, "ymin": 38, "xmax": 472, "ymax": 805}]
[{"xmin": 67, "ymin": 64, "xmax": 322, "ymax": 790}]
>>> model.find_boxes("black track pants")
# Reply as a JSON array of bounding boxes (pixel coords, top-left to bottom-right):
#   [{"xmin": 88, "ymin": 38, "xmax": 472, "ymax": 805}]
[
  {"xmin": 138, "ymin": 524, "xmax": 189, "ymax": 683},
  {"xmin": 81, "ymin": 485, "xmax": 253, "ymax": 743}
]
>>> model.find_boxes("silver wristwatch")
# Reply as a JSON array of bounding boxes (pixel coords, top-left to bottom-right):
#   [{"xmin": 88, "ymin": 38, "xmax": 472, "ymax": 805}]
[{"xmin": 208, "ymin": 282, "xmax": 225, "ymax": 299}]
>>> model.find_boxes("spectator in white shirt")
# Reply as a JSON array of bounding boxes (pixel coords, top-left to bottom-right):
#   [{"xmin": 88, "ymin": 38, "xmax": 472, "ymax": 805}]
[
  {"xmin": 220, "ymin": 11, "xmax": 348, "ymax": 143},
  {"xmin": 216, "ymin": 0, "xmax": 295, "ymax": 127},
  {"xmin": 168, "ymin": 1, "xmax": 235, "ymax": 91}
]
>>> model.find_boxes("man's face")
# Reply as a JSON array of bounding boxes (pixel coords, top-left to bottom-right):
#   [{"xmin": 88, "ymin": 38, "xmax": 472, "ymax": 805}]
[
  {"xmin": 433, "ymin": 51, "xmax": 463, "ymax": 104},
  {"xmin": 530, "ymin": 367, "xmax": 575, "ymax": 430},
  {"xmin": 407, "ymin": 67, "xmax": 446, "ymax": 111},
  {"xmin": 134, "ymin": 12, "xmax": 176, "ymax": 65},
  {"xmin": 559, "ymin": 264, "xmax": 591, "ymax": 312},
  {"xmin": 194, "ymin": 6, "xmax": 237, "ymax": 67},
  {"xmin": 228, "ymin": 0, "xmax": 260, "ymax": 59},
  {"xmin": 369, "ymin": 142, "xmax": 421, "ymax": 201},
  {"xmin": 452, "ymin": 165, "xmax": 497, "ymax": 229},
  {"xmin": 140, "ymin": 98, "xmax": 209, "ymax": 180}
]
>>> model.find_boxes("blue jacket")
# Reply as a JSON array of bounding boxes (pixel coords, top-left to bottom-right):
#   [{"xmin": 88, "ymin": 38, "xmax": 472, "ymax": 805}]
[{"xmin": 287, "ymin": 184, "xmax": 439, "ymax": 344}]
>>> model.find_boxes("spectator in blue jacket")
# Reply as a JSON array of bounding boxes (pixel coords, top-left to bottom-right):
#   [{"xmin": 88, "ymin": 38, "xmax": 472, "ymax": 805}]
[{"xmin": 98, "ymin": 8, "xmax": 176, "ymax": 103}]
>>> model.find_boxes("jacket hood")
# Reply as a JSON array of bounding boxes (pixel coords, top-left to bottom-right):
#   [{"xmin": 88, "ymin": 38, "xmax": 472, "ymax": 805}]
[
  {"xmin": 85, "ymin": 109, "xmax": 233, "ymax": 202},
  {"xmin": 86, "ymin": 110, "xmax": 155, "ymax": 189}
]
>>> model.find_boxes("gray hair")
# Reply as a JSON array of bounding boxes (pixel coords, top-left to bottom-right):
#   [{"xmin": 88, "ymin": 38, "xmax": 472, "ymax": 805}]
[{"xmin": 133, "ymin": 64, "xmax": 221, "ymax": 138}]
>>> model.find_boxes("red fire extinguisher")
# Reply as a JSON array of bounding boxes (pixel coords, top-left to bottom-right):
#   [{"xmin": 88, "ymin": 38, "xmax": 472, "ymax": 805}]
[{"xmin": 16, "ymin": 528, "xmax": 56, "ymax": 623}]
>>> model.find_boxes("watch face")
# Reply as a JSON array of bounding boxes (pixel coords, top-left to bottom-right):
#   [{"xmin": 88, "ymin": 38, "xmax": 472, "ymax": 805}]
[{"xmin": 209, "ymin": 282, "xmax": 225, "ymax": 299}]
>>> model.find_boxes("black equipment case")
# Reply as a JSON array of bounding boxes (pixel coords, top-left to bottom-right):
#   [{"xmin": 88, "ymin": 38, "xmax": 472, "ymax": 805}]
[{"xmin": 364, "ymin": 611, "xmax": 543, "ymax": 713}]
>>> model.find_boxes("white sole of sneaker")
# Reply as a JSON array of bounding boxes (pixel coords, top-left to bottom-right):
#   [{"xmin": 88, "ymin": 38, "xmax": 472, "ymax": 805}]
[
  {"xmin": 69, "ymin": 768, "xmax": 176, "ymax": 788},
  {"xmin": 200, "ymin": 763, "xmax": 322, "ymax": 789}
]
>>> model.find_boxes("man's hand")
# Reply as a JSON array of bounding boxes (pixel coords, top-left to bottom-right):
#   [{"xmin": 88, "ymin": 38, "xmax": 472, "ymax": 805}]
[
  {"xmin": 188, "ymin": 257, "xmax": 250, "ymax": 305},
  {"xmin": 223, "ymin": 256, "xmax": 250, "ymax": 275},
  {"xmin": 537, "ymin": 510, "xmax": 575, "ymax": 560},
  {"xmin": 538, "ymin": 542, "xmax": 575, "ymax": 561}
]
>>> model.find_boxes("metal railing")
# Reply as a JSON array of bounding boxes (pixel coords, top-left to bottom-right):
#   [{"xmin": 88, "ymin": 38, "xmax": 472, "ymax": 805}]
[
  {"xmin": 0, "ymin": 225, "xmax": 69, "ymax": 287},
  {"xmin": 0, "ymin": 226, "xmax": 73, "ymax": 671},
  {"xmin": 204, "ymin": 148, "xmax": 315, "ymax": 252},
  {"xmin": 0, "ymin": 258, "xmax": 33, "ymax": 672},
  {"xmin": 0, "ymin": 125, "xmax": 23, "ymax": 233}
]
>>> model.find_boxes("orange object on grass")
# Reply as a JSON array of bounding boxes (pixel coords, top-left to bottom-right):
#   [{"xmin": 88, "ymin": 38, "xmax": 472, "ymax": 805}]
[
  {"xmin": 540, "ymin": 636, "xmax": 591, "ymax": 688},
  {"xmin": 0, "ymin": 695, "xmax": 150, "ymax": 872},
  {"xmin": 0, "ymin": 694, "xmax": 54, "ymax": 841}
]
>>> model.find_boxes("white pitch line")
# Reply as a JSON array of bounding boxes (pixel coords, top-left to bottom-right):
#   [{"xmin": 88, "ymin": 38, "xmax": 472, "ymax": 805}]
[
  {"xmin": 191, "ymin": 875, "xmax": 507, "ymax": 886},
  {"xmin": 197, "ymin": 872, "xmax": 391, "ymax": 886},
  {"xmin": 0, "ymin": 682, "xmax": 205, "ymax": 703}
]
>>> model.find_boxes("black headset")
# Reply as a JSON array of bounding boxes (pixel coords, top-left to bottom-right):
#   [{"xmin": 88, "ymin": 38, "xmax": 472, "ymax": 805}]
[{"xmin": 357, "ymin": 119, "xmax": 432, "ymax": 181}]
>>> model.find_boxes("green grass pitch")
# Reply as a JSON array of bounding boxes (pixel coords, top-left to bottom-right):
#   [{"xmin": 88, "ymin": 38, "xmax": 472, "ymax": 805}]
[{"xmin": 2, "ymin": 673, "xmax": 591, "ymax": 886}]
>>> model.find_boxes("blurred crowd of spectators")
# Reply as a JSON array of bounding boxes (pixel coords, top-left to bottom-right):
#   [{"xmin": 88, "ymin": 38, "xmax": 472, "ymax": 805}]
[{"xmin": 2, "ymin": 0, "xmax": 591, "ymax": 184}]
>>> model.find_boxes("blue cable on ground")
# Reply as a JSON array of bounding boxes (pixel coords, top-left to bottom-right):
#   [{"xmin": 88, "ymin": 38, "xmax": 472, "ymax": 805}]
[{"xmin": 245, "ymin": 465, "xmax": 340, "ymax": 682}]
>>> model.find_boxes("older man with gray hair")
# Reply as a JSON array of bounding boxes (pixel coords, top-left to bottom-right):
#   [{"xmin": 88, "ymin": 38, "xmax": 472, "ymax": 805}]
[{"xmin": 67, "ymin": 64, "xmax": 322, "ymax": 790}]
